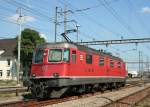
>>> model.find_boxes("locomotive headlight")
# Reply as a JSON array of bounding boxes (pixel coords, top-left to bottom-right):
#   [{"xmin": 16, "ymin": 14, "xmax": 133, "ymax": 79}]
[
  {"xmin": 43, "ymin": 49, "xmax": 48, "ymax": 56},
  {"xmin": 53, "ymin": 73, "xmax": 59, "ymax": 78},
  {"xmin": 32, "ymin": 73, "xmax": 36, "ymax": 77}
]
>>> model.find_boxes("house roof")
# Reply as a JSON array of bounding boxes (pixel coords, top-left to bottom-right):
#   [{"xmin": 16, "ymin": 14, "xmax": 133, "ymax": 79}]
[{"xmin": 0, "ymin": 38, "xmax": 17, "ymax": 57}]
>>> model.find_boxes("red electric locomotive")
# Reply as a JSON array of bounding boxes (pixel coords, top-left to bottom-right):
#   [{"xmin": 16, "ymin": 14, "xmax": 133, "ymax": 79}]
[{"xmin": 30, "ymin": 42, "xmax": 127, "ymax": 98}]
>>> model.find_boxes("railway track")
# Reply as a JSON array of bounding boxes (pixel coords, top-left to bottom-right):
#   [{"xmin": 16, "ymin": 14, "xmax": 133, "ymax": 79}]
[
  {"xmin": 0, "ymin": 86, "xmax": 27, "ymax": 96},
  {"xmin": 103, "ymin": 86, "xmax": 150, "ymax": 107},
  {"xmin": 0, "ymin": 95, "xmax": 79, "ymax": 107},
  {"xmin": 0, "ymin": 79, "xmax": 149, "ymax": 107}
]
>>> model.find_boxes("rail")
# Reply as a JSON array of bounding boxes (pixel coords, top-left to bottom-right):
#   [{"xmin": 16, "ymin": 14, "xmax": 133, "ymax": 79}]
[
  {"xmin": 0, "ymin": 87, "xmax": 27, "ymax": 96},
  {"xmin": 0, "ymin": 79, "xmax": 149, "ymax": 107},
  {"xmin": 102, "ymin": 86, "xmax": 150, "ymax": 107}
]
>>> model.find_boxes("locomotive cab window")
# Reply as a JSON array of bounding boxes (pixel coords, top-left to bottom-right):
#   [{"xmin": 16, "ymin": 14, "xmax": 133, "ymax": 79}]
[
  {"xmin": 48, "ymin": 49, "xmax": 62, "ymax": 62},
  {"xmin": 86, "ymin": 54, "xmax": 92, "ymax": 64},
  {"xmin": 99, "ymin": 57, "xmax": 104, "ymax": 66},
  {"xmin": 72, "ymin": 51, "xmax": 76, "ymax": 64},
  {"xmin": 110, "ymin": 59, "xmax": 114, "ymax": 67},
  {"xmin": 34, "ymin": 49, "xmax": 44, "ymax": 64},
  {"xmin": 63, "ymin": 49, "xmax": 70, "ymax": 62}
]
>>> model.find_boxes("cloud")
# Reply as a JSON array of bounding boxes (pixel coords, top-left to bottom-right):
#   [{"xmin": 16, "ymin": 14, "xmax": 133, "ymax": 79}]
[
  {"xmin": 8, "ymin": 14, "xmax": 35, "ymax": 23},
  {"xmin": 141, "ymin": 6, "xmax": 150, "ymax": 13},
  {"xmin": 40, "ymin": 33, "xmax": 48, "ymax": 41}
]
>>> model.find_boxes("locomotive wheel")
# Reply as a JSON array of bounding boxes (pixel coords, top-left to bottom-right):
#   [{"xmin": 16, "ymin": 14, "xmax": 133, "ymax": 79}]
[
  {"xmin": 115, "ymin": 83, "xmax": 119, "ymax": 90},
  {"xmin": 108, "ymin": 83, "xmax": 113, "ymax": 91},
  {"xmin": 30, "ymin": 82, "xmax": 49, "ymax": 99},
  {"xmin": 99, "ymin": 84, "xmax": 105, "ymax": 93}
]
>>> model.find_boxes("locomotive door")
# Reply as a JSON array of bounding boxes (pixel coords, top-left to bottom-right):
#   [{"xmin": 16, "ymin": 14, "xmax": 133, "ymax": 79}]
[
  {"xmin": 109, "ymin": 58, "xmax": 115, "ymax": 76},
  {"xmin": 68, "ymin": 50, "xmax": 78, "ymax": 76},
  {"xmin": 105, "ymin": 56, "xmax": 109, "ymax": 76}
]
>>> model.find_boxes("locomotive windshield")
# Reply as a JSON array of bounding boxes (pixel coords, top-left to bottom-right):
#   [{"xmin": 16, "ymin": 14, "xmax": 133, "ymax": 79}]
[
  {"xmin": 34, "ymin": 49, "xmax": 44, "ymax": 64},
  {"xmin": 48, "ymin": 49, "xmax": 70, "ymax": 62},
  {"xmin": 48, "ymin": 49, "xmax": 62, "ymax": 62}
]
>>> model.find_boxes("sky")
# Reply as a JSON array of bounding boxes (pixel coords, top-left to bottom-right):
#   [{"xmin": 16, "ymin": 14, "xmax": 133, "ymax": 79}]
[{"xmin": 0, "ymin": 0, "xmax": 150, "ymax": 71}]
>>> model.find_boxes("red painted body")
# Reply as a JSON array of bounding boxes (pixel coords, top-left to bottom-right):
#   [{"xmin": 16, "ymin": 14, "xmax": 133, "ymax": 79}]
[{"xmin": 31, "ymin": 43, "xmax": 127, "ymax": 79}]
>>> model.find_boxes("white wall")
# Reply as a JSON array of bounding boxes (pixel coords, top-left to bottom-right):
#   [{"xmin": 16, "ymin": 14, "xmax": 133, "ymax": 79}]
[{"xmin": 0, "ymin": 58, "xmax": 17, "ymax": 80}]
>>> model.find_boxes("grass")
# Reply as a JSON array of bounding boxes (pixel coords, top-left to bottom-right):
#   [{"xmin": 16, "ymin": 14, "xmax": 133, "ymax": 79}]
[
  {"xmin": 0, "ymin": 92, "xmax": 31, "ymax": 98},
  {"xmin": 0, "ymin": 93, "xmax": 16, "ymax": 97},
  {"xmin": 0, "ymin": 80, "xmax": 17, "ymax": 86},
  {"xmin": 0, "ymin": 80, "xmax": 30, "ymax": 98}
]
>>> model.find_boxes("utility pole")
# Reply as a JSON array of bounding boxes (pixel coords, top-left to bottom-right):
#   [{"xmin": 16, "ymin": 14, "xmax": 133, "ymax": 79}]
[
  {"xmin": 146, "ymin": 56, "xmax": 149, "ymax": 72},
  {"xmin": 148, "ymin": 57, "xmax": 150, "ymax": 72},
  {"xmin": 139, "ymin": 51, "xmax": 143, "ymax": 79},
  {"xmin": 64, "ymin": 5, "xmax": 67, "ymax": 35},
  {"xmin": 55, "ymin": 6, "xmax": 90, "ymax": 42},
  {"xmin": 54, "ymin": 7, "xmax": 58, "ymax": 42},
  {"xmin": 139, "ymin": 51, "xmax": 141, "ymax": 77},
  {"xmin": 76, "ymin": 24, "xmax": 80, "ymax": 42},
  {"xmin": 141, "ymin": 52, "xmax": 143, "ymax": 77},
  {"xmin": 17, "ymin": 7, "xmax": 22, "ymax": 85}
]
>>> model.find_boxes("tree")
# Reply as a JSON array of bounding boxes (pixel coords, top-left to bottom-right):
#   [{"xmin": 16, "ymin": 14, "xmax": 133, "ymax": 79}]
[{"xmin": 15, "ymin": 28, "xmax": 45, "ymax": 77}]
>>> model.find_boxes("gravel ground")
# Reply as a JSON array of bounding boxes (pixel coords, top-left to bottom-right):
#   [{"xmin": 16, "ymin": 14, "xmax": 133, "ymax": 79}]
[
  {"xmin": 46, "ymin": 83, "xmax": 150, "ymax": 107},
  {"xmin": 0, "ymin": 83, "xmax": 149, "ymax": 107},
  {"xmin": 0, "ymin": 96, "xmax": 24, "ymax": 104},
  {"xmin": 136, "ymin": 95, "xmax": 150, "ymax": 107}
]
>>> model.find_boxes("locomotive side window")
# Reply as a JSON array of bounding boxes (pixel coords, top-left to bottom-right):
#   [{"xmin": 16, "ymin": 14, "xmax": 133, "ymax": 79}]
[
  {"xmin": 63, "ymin": 49, "xmax": 70, "ymax": 62},
  {"xmin": 34, "ymin": 49, "xmax": 44, "ymax": 63},
  {"xmin": 99, "ymin": 57, "xmax": 104, "ymax": 66},
  {"xmin": 118, "ymin": 62, "xmax": 121, "ymax": 68},
  {"xmin": 72, "ymin": 51, "xmax": 76, "ymax": 64},
  {"xmin": 86, "ymin": 54, "xmax": 92, "ymax": 64},
  {"xmin": 48, "ymin": 49, "xmax": 62, "ymax": 62},
  {"xmin": 110, "ymin": 59, "xmax": 114, "ymax": 67}
]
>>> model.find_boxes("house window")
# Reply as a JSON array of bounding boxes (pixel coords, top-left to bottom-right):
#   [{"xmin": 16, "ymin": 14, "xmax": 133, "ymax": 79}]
[
  {"xmin": 72, "ymin": 51, "xmax": 76, "ymax": 64},
  {"xmin": 99, "ymin": 57, "xmax": 104, "ymax": 66},
  {"xmin": 7, "ymin": 70, "xmax": 10, "ymax": 77},
  {"xmin": 0, "ymin": 70, "xmax": 2, "ymax": 77},
  {"xmin": 86, "ymin": 54, "xmax": 92, "ymax": 64},
  {"xmin": 7, "ymin": 59, "xmax": 10, "ymax": 66}
]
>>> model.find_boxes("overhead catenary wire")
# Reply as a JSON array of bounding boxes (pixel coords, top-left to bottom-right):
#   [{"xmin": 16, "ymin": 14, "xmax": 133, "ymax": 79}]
[
  {"xmin": 127, "ymin": 0, "xmax": 150, "ymax": 35},
  {"xmin": 4, "ymin": 0, "xmax": 54, "ymax": 22},
  {"xmin": 126, "ymin": 0, "xmax": 150, "ymax": 52},
  {"xmin": 16, "ymin": 0, "xmax": 53, "ymax": 17},
  {"xmin": 59, "ymin": 0, "xmax": 124, "ymax": 39},
  {"xmin": 0, "ymin": 5, "xmax": 15, "ymax": 13},
  {"xmin": 0, "ymin": 15, "xmax": 50, "ymax": 37},
  {"xmin": 97, "ymin": 0, "xmax": 150, "ymax": 57},
  {"xmin": 98, "ymin": 0, "xmax": 136, "ymax": 36},
  {"xmin": 57, "ymin": 0, "xmax": 129, "ymax": 55}
]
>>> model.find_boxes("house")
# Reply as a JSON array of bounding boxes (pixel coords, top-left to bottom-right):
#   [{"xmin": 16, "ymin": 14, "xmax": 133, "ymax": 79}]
[
  {"xmin": 128, "ymin": 70, "xmax": 138, "ymax": 78},
  {"xmin": 0, "ymin": 38, "xmax": 17, "ymax": 80},
  {"xmin": 142, "ymin": 71, "xmax": 150, "ymax": 78}
]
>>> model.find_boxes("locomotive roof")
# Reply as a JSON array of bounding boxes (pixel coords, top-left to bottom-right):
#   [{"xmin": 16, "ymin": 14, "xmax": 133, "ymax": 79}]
[{"xmin": 37, "ymin": 42, "xmax": 123, "ymax": 61}]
